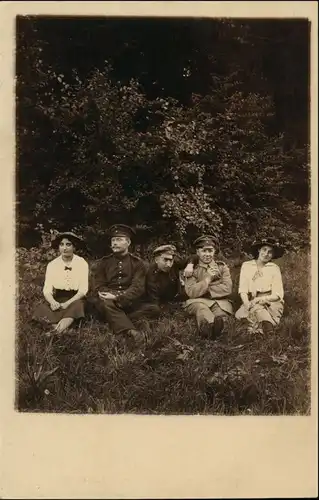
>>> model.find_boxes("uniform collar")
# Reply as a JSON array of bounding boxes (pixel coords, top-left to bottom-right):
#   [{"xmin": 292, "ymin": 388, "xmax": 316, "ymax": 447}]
[
  {"xmin": 152, "ymin": 264, "xmax": 164, "ymax": 274},
  {"xmin": 197, "ymin": 260, "xmax": 217, "ymax": 269},
  {"xmin": 151, "ymin": 262, "xmax": 171, "ymax": 274},
  {"xmin": 112, "ymin": 252, "xmax": 129, "ymax": 260}
]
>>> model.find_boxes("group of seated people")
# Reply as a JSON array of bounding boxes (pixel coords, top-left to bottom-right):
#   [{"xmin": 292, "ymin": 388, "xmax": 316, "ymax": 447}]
[{"xmin": 32, "ymin": 224, "xmax": 285, "ymax": 348}]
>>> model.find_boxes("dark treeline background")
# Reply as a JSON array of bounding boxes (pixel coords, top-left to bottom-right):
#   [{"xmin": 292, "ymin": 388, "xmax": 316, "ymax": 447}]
[{"xmin": 16, "ymin": 16, "xmax": 310, "ymax": 257}]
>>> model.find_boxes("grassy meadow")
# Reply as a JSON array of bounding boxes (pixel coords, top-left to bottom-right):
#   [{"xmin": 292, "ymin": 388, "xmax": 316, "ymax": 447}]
[{"xmin": 16, "ymin": 249, "xmax": 311, "ymax": 415}]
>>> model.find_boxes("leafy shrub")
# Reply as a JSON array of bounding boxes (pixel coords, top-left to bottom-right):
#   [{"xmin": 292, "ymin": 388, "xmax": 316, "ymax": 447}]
[{"xmin": 17, "ymin": 34, "xmax": 309, "ymax": 252}]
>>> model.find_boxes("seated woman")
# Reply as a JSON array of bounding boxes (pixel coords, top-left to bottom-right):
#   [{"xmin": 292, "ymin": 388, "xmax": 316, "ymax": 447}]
[
  {"xmin": 235, "ymin": 237, "xmax": 285, "ymax": 334},
  {"xmin": 33, "ymin": 232, "xmax": 89, "ymax": 335}
]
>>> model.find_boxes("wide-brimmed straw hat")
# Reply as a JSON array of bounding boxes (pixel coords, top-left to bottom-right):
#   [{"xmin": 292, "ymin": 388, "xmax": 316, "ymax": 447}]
[
  {"xmin": 51, "ymin": 231, "xmax": 85, "ymax": 250},
  {"xmin": 250, "ymin": 237, "xmax": 285, "ymax": 259}
]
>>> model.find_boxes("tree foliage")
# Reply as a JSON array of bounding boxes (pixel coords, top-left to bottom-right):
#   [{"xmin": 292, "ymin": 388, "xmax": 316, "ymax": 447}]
[{"xmin": 16, "ymin": 17, "xmax": 310, "ymax": 255}]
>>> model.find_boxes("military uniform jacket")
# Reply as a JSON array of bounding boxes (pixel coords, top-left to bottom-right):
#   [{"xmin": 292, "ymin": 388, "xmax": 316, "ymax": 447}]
[
  {"xmin": 92, "ymin": 252, "xmax": 147, "ymax": 307},
  {"xmin": 145, "ymin": 254, "xmax": 198, "ymax": 304},
  {"xmin": 184, "ymin": 260, "xmax": 233, "ymax": 315}
]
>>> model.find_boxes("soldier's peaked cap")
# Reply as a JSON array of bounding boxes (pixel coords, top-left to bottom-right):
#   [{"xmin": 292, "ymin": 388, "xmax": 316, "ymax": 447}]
[
  {"xmin": 193, "ymin": 235, "xmax": 219, "ymax": 250},
  {"xmin": 153, "ymin": 244, "xmax": 177, "ymax": 257},
  {"xmin": 108, "ymin": 224, "xmax": 136, "ymax": 239}
]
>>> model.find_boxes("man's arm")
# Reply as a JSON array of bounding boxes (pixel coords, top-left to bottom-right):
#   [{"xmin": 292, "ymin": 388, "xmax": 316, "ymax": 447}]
[
  {"xmin": 174, "ymin": 253, "xmax": 199, "ymax": 270},
  {"xmin": 91, "ymin": 259, "xmax": 109, "ymax": 294},
  {"xmin": 145, "ymin": 269, "xmax": 161, "ymax": 303},
  {"xmin": 184, "ymin": 271, "xmax": 211, "ymax": 298},
  {"xmin": 208, "ymin": 264, "xmax": 233, "ymax": 298}
]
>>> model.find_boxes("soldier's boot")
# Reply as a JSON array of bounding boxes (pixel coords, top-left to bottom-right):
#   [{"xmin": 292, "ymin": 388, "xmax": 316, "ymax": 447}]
[
  {"xmin": 261, "ymin": 321, "xmax": 274, "ymax": 334},
  {"xmin": 126, "ymin": 328, "xmax": 147, "ymax": 349},
  {"xmin": 198, "ymin": 321, "xmax": 213, "ymax": 339},
  {"xmin": 210, "ymin": 316, "xmax": 224, "ymax": 340}
]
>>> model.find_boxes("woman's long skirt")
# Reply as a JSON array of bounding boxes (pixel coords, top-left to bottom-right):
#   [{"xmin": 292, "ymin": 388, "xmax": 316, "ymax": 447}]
[
  {"xmin": 33, "ymin": 289, "xmax": 85, "ymax": 324},
  {"xmin": 235, "ymin": 299, "xmax": 284, "ymax": 333}
]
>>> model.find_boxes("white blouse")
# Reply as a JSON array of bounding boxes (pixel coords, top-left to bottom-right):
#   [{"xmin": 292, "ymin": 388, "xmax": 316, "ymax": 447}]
[
  {"xmin": 43, "ymin": 254, "xmax": 89, "ymax": 296},
  {"xmin": 238, "ymin": 260, "xmax": 284, "ymax": 300}
]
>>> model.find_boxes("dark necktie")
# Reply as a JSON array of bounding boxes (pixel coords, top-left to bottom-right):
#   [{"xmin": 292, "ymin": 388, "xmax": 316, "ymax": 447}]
[{"xmin": 64, "ymin": 266, "xmax": 72, "ymax": 271}]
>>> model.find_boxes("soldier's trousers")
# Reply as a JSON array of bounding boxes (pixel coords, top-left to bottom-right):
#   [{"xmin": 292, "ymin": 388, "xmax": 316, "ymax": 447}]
[
  {"xmin": 87, "ymin": 298, "xmax": 160, "ymax": 334},
  {"xmin": 185, "ymin": 301, "xmax": 228, "ymax": 328},
  {"xmin": 129, "ymin": 303, "xmax": 161, "ymax": 321}
]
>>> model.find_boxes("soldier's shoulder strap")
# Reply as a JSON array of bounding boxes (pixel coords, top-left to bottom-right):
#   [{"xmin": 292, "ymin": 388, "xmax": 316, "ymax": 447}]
[
  {"xmin": 93, "ymin": 254, "xmax": 113, "ymax": 265},
  {"xmin": 102, "ymin": 253, "xmax": 114, "ymax": 260},
  {"xmin": 216, "ymin": 260, "xmax": 228, "ymax": 266},
  {"xmin": 129, "ymin": 253, "xmax": 145, "ymax": 262}
]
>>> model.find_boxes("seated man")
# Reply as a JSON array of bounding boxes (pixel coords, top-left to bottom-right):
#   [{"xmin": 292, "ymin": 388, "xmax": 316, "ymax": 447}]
[
  {"xmin": 89, "ymin": 224, "xmax": 147, "ymax": 347},
  {"xmin": 183, "ymin": 235, "xmax": 233, "ymax": 339},
  {"xmin": 130, "ymin": 244, "xmax": 197, "ymax": 320}
]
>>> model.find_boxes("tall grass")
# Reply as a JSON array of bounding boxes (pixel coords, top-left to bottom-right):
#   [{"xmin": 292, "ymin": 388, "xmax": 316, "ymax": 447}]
[{"xmin": 16, "ymin": 250, "xmax": 311, "ymax": 415}]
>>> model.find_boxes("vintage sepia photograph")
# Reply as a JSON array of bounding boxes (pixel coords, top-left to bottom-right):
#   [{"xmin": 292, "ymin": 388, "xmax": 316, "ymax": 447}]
[{"xmin": 16, "ymin": 14, "xmax": 311, "ymax": 416}]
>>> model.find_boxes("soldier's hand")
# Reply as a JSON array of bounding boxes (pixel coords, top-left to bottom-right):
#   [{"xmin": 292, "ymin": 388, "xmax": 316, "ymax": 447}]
[
  {"xmin": 183, "ymin": 263, "xmax": 194, "ymax": 278},
  {"xmin": 206, "ymin": 264, "xmax": 220, "ymax": 281}
]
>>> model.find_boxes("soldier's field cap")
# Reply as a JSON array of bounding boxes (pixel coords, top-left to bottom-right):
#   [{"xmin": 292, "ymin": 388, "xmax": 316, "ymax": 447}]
[
  {"xmin": 193, "ymin": 235, "xmax": 219, "ymax": 250},
  {"xmin": 108, "ymin": 224, "xmax": 136, "ymax": 239},
  {"xmin": 153, "ymin": 244, "xmax": 177, "ymax": 257}
]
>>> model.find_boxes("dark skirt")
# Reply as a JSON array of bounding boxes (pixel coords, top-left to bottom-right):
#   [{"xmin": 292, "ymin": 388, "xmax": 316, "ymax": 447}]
[{"xmin": 33, "ymin": 289, "xmax": 85, "ymax": 324}]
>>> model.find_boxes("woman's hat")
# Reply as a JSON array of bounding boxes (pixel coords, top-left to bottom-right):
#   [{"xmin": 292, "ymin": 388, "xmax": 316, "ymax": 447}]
[
  {"xmin": 108, "ymin": 224, "xmax": 136, "ymax": 240},
  {"xmin": 153, "ymin": 244, "xmax": 177, "ymax": 257},
  {"xmin": 250, "ymin": 237, "xmax": 285, "ymax": 259},
  {"xmin": 193, "ymin": 235, "xmax": 219, "ymax": 251},
  {"xmin": 51, "ymin": 231, "xmax": 85, "ymax": 250}
]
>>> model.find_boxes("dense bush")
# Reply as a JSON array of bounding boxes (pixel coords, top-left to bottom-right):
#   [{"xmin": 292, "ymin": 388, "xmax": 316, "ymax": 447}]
[{"xmin": 16, "ymin": 18, "xmax": 310, "ymax": 254}]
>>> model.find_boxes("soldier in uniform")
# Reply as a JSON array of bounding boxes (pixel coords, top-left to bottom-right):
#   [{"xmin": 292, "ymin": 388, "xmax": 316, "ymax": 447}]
[
  {"xmin": 183, "ymin": 235, "xmax": 233, "ymax": 339},
  {"xmin": 129, "ymin": 244, "xmax": 198, "ymax": 320},
  {"xmin": 89, "ymin": 224, "xmax": 147, "ymax": 347}
]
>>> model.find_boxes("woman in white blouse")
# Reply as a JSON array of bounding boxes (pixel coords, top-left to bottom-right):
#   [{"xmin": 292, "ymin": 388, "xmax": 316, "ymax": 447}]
[
  {"xmin": 33, "ymin": 232, "xmax": 89, "ymax": 335},
  {"xmin": 235, "ymin": 237, "xmax": 285, "ymax": 334}
]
